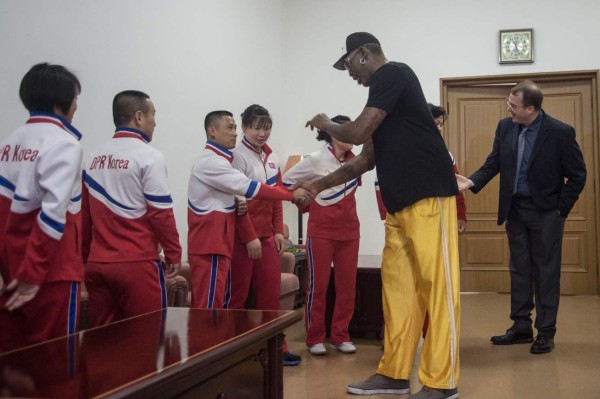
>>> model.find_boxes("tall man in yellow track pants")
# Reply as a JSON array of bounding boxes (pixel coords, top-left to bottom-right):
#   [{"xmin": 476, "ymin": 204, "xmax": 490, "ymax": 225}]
[{"xmin": 300, "ymin": 32, "xmax": 461, "ymax": 399}]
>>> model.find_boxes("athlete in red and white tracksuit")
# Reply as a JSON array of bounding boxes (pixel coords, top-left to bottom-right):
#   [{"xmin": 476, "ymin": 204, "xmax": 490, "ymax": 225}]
[
  {"xmin": 188, "ymin": 141, "xmax": 295, "ymax": 309},
  {"xmin": 82, "ymin": 127, "xmax": 182, "ymax": 326},
  {"xmin": 283, "ymin": 144, "xmax": 360, "ymax": 348},
  {"xmin": 225, "ymin": 137, "xmax": 286, "ymax": 311},
  {"xmin": 0, "ymin": 113, "xmax": 83, "ymax": 352}
]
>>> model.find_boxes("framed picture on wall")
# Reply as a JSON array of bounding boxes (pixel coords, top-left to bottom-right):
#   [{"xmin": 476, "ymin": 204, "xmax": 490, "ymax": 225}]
[{"xmin": 499, "ymin": 28, "xmax": 534, "ymax": 64}]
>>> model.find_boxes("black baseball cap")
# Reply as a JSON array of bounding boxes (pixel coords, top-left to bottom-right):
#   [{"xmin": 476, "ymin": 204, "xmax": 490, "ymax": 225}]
[{"xmin": 333, "ymin": 32, "xmax": 380, "ymax": 70}]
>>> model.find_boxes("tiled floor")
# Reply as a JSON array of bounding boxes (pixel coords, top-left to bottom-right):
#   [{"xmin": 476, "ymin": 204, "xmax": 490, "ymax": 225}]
[{"xmin": 283, "ymin": 293, "xmax": 600, "ymax": 399}]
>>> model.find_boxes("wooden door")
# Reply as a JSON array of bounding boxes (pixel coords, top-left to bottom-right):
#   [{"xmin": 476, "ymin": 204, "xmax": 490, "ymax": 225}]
[{"xmin": 442, "ymin": 71, "xmax": 599, "ymax": 294}]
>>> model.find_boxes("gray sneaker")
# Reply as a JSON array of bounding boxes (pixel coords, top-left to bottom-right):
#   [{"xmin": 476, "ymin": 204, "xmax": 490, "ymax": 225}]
[
  {"xmin": 409, "ymin": 386, "xmax": 458, "ymax": 399},
  {"xmin": 347, "ymin": 373, "xmax": 410, "ymax": 395}
]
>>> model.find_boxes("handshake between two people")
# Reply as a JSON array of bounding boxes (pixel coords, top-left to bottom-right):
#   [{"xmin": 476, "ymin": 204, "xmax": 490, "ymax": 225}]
[
  {"xmin": 234, "ymin": 180, "xmax": 321, "ymax": 214},
  {"xmin": 290, "ymin": 180, "xmax": 320, "ymax": 208},
  {"xmin": 455, "ymin": 173, "xmax": 474, "ymax": 192}
]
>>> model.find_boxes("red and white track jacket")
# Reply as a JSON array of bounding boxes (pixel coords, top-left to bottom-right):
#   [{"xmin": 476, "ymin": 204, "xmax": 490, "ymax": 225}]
[
  {"xmin": 188, "ymin": 141, "xmax": 294, "ymax": 257},
  {"xmin": 82, "ymin": 128, "xmax": 182, "ymax": 265},
  {"xmin": 0, "ymin": 113, "xmax": 84, "ymax": 285},
  {"xmin": 231, "ymin": 137, "xmax": 283, "ymax": 239},
  {"xmin": 282, "ymin": 144, "xmax": 360, "ymax": 241}
]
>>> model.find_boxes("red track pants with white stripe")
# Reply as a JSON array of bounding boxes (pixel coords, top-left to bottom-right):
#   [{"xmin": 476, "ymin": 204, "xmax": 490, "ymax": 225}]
[
  {"xmin": 305, "ymin": 236, "xmax": 359, "ymax": 347},
  {"xmin": 189, "ymin": 254, "xmax": 230, "ymax": 309},
  {"xmin": 0, "ymin": 281, "xmax": 80, "ymax": 353}
]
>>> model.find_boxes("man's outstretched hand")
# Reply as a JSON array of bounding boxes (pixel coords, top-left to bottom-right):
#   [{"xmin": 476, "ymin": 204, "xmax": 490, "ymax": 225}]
[
  {"xmin": 291, "ymin": 180, "xmax": 319, "ymax": 199},
  {"xmin": 292, "ymin": 187, "xmax": 310, "ymax": 208},
  {"xmin": 306, "ymin": 113, "xmax": 331, "ymax": 132},
  {"xmin": 456, "ymin": 174, "xmax": 474, "ymax": 192}
]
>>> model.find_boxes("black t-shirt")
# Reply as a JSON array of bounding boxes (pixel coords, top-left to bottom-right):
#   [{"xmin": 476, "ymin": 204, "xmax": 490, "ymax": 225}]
[{"xmin": 366, "ymin": 62, "xmax": 458, "ymax": 213}]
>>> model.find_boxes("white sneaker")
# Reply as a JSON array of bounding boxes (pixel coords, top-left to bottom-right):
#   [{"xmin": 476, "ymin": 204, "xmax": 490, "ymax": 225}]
[
  {"xmin": 308, "ymin": 343, "xmax": 327, "ymax": 355},
  {"xmin": 330, "ymin": 342, "xmax": 356, "ymax": 353}
]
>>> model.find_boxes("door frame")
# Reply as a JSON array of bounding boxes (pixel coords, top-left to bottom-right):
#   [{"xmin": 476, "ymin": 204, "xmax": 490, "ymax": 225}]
[{"xmin": 440, "ymin": 70, "xmax": 600, "ymax": 293}]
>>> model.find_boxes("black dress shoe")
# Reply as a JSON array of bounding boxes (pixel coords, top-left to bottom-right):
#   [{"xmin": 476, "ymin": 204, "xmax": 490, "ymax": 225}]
[
  {"xmin": 490, "ymin": 329, "xmax": 534, "ymax": 345},
  {"xmin": 530, "ymin": 335, "xmax": 554, "ymax": 354}
]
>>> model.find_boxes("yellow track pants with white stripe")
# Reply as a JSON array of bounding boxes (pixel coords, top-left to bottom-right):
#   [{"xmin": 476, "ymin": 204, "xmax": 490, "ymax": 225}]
[{"xmin": 377, "ymin": 196, "xmax": 460, "ymax": 389}]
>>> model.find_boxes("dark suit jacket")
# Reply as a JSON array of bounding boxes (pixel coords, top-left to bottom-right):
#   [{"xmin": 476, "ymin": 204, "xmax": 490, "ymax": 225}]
[{"xmin": 469, "ymin": 111, "xmax": 587, "ymax": 225}]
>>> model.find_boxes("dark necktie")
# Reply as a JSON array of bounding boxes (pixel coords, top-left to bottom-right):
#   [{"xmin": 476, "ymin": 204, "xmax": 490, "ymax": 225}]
[{"xmin": 513, "ymin": 125, "xmax": 528, "ymax": 194}]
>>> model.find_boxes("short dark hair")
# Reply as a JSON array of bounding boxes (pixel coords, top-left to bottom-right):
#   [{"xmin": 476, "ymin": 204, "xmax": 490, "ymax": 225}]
[
  {"xmin": 427, "ymin": 103, "xmax": 448, "ymax": 122},
  {"xmin": 204, "ymin": 110, "xmax": 233, "ymax": 133},
  {"xmin": 510, "ymin": 80, "xmax": 543, "ymax": 110},
  {"xmin": 112, "ymin": 90, "xmax": 151, "ymax": 127},
  {"xmin": 241, "ymin": 104, "xmax": 272, "ymax": 130},
  {"xmin": 428, "ymin": 103, "xmax": 447, "ymax": 122},
  {"xmin": 363, "ymin": 43, "xmax": 384, "ymax": 57},
  {"xmin": 316, "ymin": 115, "xmax": 351, "ymax": 143},
  {"xmin": 19, "ymin": 62, "xmax": 81, "ymax": 115}
]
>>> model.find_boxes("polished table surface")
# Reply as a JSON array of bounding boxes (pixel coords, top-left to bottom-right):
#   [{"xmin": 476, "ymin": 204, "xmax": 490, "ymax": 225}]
[{"xmin": 0, "ymin": 307, "xmax": 302, "ymax": 398}]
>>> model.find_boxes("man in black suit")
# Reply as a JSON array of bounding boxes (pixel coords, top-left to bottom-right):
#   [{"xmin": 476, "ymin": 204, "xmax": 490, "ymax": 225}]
[{"xmin": 457, "ymin": 80, "xmax": 586, "ymax": 354}]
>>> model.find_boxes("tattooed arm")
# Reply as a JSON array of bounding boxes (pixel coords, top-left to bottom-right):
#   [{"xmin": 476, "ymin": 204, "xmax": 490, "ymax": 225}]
[
  {"xmin": 295, "ymin": 139, "xmax": 375, "ymax": 197},
  {"xmin": 306, "ymin": 107, "xmax": 387, "ymax": 145}
]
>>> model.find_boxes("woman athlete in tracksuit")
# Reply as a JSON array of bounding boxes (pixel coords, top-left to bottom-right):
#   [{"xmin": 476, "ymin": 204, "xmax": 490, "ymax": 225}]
[
  {"xmin": 227, "ymin": 104, "xmax": 301, "ymax": 365},
  {"xmin": 283, "ymin": 115, "xmax": 361, "ymax": 355}
]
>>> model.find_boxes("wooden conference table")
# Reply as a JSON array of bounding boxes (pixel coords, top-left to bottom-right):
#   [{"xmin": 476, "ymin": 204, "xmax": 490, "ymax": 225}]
[{"xmin": 0, "ymin": 307, "xmax": 302, "ymax": 398}]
